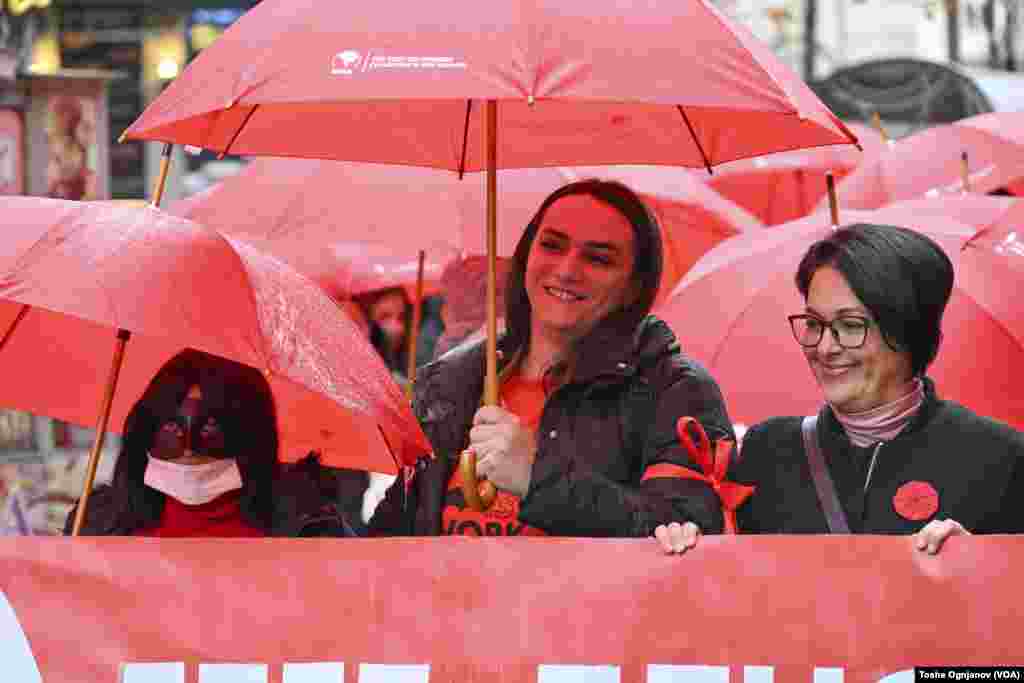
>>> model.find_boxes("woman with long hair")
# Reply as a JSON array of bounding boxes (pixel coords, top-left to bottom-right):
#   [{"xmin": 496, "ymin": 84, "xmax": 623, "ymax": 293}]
[
  {"xmin": 65, "ymin": 349, "xmax": 350, "ymax": 537},
  {"xmin": 370, "ymin": 179, "xmax": 734, "ymax": 539}
]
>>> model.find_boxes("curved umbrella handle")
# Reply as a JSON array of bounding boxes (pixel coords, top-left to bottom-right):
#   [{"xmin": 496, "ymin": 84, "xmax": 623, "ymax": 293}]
[
  {"xmin": 459, "ymin": 448, "xmax": 497, "ymax": 511},
  {"xmin": 459, "ymin": 99, "xmax": 502, "ymax": 513}
]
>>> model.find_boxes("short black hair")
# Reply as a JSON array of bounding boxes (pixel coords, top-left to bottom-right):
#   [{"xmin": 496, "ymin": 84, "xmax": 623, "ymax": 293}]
[{"xmin": 795, "ymin": 223, "xmax": 954, "ymax": 376}]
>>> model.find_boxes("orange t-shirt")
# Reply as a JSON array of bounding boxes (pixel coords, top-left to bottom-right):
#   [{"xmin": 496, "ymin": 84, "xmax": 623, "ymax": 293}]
[{"xmin": 442, "ymin": 372, "xmax": 548, "ymax": 536}]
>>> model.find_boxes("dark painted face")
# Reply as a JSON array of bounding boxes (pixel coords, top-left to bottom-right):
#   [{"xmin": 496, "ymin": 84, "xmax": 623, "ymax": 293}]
[{"xmin": 151, "ymin": 390, "xmax": 228, "ymax": 462}]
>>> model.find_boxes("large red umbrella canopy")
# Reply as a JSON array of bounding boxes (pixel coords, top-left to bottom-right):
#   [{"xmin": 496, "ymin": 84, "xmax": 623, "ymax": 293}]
[
  {"xmin": 0, "ymin": 198, "xmax": 429, "ymax": 473},
  {"xmin": 865, "ymin": 195, "xmax": 1024, "ymax": 267},
  {"xmin": 170, "ymin": 159, "xmax": 763, "ymax": 305},
  {"xmin": 955, "ymin": 112, "xmax": 1024, "ymax": 155},
  {"xmin": 877, "ymin": 195, "xmax": 1019, "ymax": 239},
  {"xmin": 123, "ymin": 0, "xmax": 856, "ymax": 169},
  {"xmin": 656, "ymin": 207, "xmax": 1024, "ymax": 431},
  {"xmin": 831, "ymin": 123, "xmax": 1024, "ymax": 210},
  {"xmin": 705, "ymin": 122, "xmax": 886, "ymax": 225}
]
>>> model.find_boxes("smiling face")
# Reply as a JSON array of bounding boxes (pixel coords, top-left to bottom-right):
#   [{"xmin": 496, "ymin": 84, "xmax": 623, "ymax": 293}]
[
  {"xmin": 524, "ymin": 193, "xmax": 638, "ymax": 347},
  {"xmin": 803, "ymin": 266, "xmax": 915, "ymax": 413}
]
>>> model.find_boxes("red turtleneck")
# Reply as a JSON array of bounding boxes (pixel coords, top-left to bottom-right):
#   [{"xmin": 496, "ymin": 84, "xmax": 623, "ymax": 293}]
[{"xmin": 137, "ymin": 490, "xmax": 266, "ymax": 538}]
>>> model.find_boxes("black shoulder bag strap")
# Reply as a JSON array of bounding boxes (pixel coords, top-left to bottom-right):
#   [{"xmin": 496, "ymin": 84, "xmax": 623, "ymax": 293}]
[{"xmin": 801, "ymin": 415, "xmax": 851, "ymax": 534}]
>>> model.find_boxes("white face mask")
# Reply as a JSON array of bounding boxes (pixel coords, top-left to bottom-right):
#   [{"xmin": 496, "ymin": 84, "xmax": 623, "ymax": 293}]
[{"xmin": 144, "ymin": 455, "xmax": 243, "ymax": 506}]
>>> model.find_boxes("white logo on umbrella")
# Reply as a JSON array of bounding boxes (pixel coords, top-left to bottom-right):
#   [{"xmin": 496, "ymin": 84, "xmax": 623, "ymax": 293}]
[
  {"xmin": 330, "ymin": 50, "xmax": 467, "ymax": 76},
  {"xmin": 331, "ymin": 50, "xmax": 363, "ymax": 75}
]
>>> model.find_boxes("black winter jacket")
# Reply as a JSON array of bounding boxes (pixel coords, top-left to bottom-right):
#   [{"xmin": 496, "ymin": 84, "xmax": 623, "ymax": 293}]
[
  {"xmin": 734, "ymin": 378, "xmax": 1024, "ymax": 534},
  {"xmin": 371, "ymin": 315, "xmax": 734, "ymax": 537}
]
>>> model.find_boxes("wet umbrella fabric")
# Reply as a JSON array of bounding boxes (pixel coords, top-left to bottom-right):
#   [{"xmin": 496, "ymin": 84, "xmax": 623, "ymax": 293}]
[
  {"xmin": 656, "ymin": 207, "xmax": 1024, "ymax": 431},
  {"xmin": 0, "ymin": 198, "xmax": 430, "ymax": 474}
]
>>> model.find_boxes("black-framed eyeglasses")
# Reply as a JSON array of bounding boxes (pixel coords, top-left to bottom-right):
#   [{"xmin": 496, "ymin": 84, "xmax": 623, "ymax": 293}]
[{"xmin": 787, "ymin": 314, "xmax": 871, "ymax": 349}]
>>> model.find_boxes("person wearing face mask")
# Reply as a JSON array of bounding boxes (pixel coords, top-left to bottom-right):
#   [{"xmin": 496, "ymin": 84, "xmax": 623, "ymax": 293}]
[
  {"xmin": 370, "ymin": 179, "xmax": 735, "ymax": 539},
  {"xmin": 64, "ymin": 349, "xmax": 353, "ymax": 538},
  {"xmin": 654, "ymin": 224, "xmax": 1024, "ymax": 555},
  {"xmin": 355, "ymin": 287, "xmax": 412, "ymax": 378}
]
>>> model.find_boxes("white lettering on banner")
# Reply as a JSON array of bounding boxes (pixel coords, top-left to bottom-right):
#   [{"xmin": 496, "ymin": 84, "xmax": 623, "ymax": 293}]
[
  {"xmin": 122, "ymin": 662, "xmax": 185, "ymax": 682},
  {"xmin": 111, "ymin": 663, "xmax": 923, "ymax": 683},
  {"xmin": 282, "ymin": 662, "xmax": 344, "ymax": 682},
  {"xmin": 879, "ymin": 672, "xmax": 915, "ymax": 683},
  {"xmin": 538, "ymin": 665, "xmax": 622, "ymax": 682},
  {"xmin": 0, "ymin": 589, "xmax": 42, "ymax": 683},
  {"xmin": 648, "ymin": 665, "xmax": 728, "ymax": 683},
  {"xmin": 817, "ymin": 668, "xmax": 845, "ymax": 683},
  {"xmin": 0, "ymin": 592, "xmax": 932, "ymax": 683},
  {"xmin": 358, "ymin": 664, "xmax": 430, "ymax": 682},
  {"xmin": 198, "ymin": 663, "xmax": 268, "ymax": 682},
  {"xmin": 745, "ymin": 666, "xmax": 776, "ymax": 683}
]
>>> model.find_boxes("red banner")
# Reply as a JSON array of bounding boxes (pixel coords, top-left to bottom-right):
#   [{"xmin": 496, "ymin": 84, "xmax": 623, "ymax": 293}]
[{"xmin": 1, "ymin": 536, "xmax": 1021, "ymax": 683}]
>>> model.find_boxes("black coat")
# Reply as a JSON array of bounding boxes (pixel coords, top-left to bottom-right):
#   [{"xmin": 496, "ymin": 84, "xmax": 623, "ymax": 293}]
[
  {"xmin": 371, "ymin": 315, "xmax": 735, "ymax": 537},
  {"xmin": 734, "ymin": 378, "xmax": 1024, "ymax": 534}
]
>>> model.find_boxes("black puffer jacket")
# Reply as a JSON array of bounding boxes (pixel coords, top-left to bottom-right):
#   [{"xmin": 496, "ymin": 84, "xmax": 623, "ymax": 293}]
[
  {"xmin": 370, "ymin": 315, "xmax": 734, "ymax": 537},
  {"xmin": 734, "ymin": 378, "xmax": 1024, "ymax": 534},
  {"xmin": 64, "ymin": 454, "xmax": 355, "ymax": 537}
]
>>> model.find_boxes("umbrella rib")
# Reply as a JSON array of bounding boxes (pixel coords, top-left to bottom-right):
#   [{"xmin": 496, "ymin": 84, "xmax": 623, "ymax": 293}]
[
  {"xmin": 209, "ymin": 232, "xmax": 275, "ymax": 369},
  {"xmin": 0, "ymin": 304, "xmax": 30, "ymax": 353},
  {"xmin": 458, "ymin": 100, "xmax": 474, "ymax": 180},
  {"xmin": 376, "ymin": 423, "xmax": 404, "ymax": 473},
  {"xmin": 219, "ymin": 104, "xmax": 260, "ymax": 159},
  {"xmin": 677, "ymin": 106, "xmax": 713, "ymax": 175}
]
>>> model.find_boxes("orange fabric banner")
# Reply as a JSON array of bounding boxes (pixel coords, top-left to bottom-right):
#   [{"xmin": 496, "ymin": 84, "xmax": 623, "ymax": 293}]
[{"xmin": 1, "ymin": 536, "xmax": 1022, "ymax": 683}]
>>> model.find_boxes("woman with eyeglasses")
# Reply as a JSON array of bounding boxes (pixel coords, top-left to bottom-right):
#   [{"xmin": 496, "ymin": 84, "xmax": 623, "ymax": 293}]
[{"xmin": 655, "ymin": 223, "xmax": 1024, "ymax": 554}]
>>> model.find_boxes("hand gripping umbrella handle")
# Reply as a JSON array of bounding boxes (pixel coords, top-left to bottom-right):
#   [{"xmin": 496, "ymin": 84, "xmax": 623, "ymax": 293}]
[
  {"xmin": 459, "ymin": 448, "xmax": 498, "ymax": 512},
  {"xmin": 459, "ymin": 98, "xmax": 501, "ymax": 513}
]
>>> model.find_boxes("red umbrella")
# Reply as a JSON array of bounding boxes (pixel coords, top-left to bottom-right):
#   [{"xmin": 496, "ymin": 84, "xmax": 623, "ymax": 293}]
[
  {"xmin": 656, "ymin": 207, "xmax": 1024, "ymax": 431},
  {"xmin": 123, "ymin": 0, "xmax": 855, "ymax": 170},
  {"xmin": 706, "ymin": 122, "xmax": 886, "ymax": 225},
  {"xmin": 127, "ymin": 0, "xmax": 854, "ymax": 509},
  {"xmin": 878, "ymin": 195, "xmax": 1019, "ymax": 240},
  {"xmin": 0, "ymin": 198, "xmax": 429, "ymax": 489},
  {"xmin": 171, "ymin": 159, "xmax": 763, "ymax": 306},
  {"xmin": 864, "ymin": 195, "xmax": 1024, "ymax": 266},
  {"xmin": 832, "ymin": 123, "xmax": 1024, "ymax": 210},
  {"xmin": 963, "ymin": 198, "xmax": 1024, "ymax": 260}
]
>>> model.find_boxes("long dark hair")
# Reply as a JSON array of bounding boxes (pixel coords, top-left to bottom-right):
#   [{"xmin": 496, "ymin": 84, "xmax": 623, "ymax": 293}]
[
  {"xmin": 503, "ymin": 179, "xmax": 663, "ymax": 378},
  {"xmin": 109, "ymin": 348, "xmax": 279, "ymax": 532}
]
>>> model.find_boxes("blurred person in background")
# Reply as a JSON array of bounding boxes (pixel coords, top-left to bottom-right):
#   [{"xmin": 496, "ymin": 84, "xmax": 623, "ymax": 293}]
[
  {"xmin": 354, "ymin": 287, "xmax": 412, "ymax": 381},
  {"xmin": 433, "ymin": 254, "xmax": 512, "ymax": 359}
]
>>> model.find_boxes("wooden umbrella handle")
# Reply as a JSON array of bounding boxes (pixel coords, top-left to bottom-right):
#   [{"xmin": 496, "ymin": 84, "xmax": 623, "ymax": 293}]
[
  {"xmin": 458, "ymin": 98, "xmax": 502, "ymax": 512},
  {"xmin": 72, "ymin": 329, "xmax": 131, "ymax": 536},
  {"xmin": 459, "ymin": 448, "xmax": 498, "ymax": 511},
  {"xmin": 826, "ymin": 172, "xmax": 840, "ymax": 228},
  {"xmin": 405, "ymin": 250, "xmax": 426, "ymax": 398}
]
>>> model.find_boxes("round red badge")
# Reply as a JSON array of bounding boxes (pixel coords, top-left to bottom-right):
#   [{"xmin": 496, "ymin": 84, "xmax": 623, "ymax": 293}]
[{"xmin": 892, "ymin": 481, "xmax": 940, "ymax": 521}]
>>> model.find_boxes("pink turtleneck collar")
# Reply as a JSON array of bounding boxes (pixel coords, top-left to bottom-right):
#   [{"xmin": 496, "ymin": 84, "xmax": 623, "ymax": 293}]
[{"xmin": 829, "ymin": 378, "xmax": 925, "ymax": 447}]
